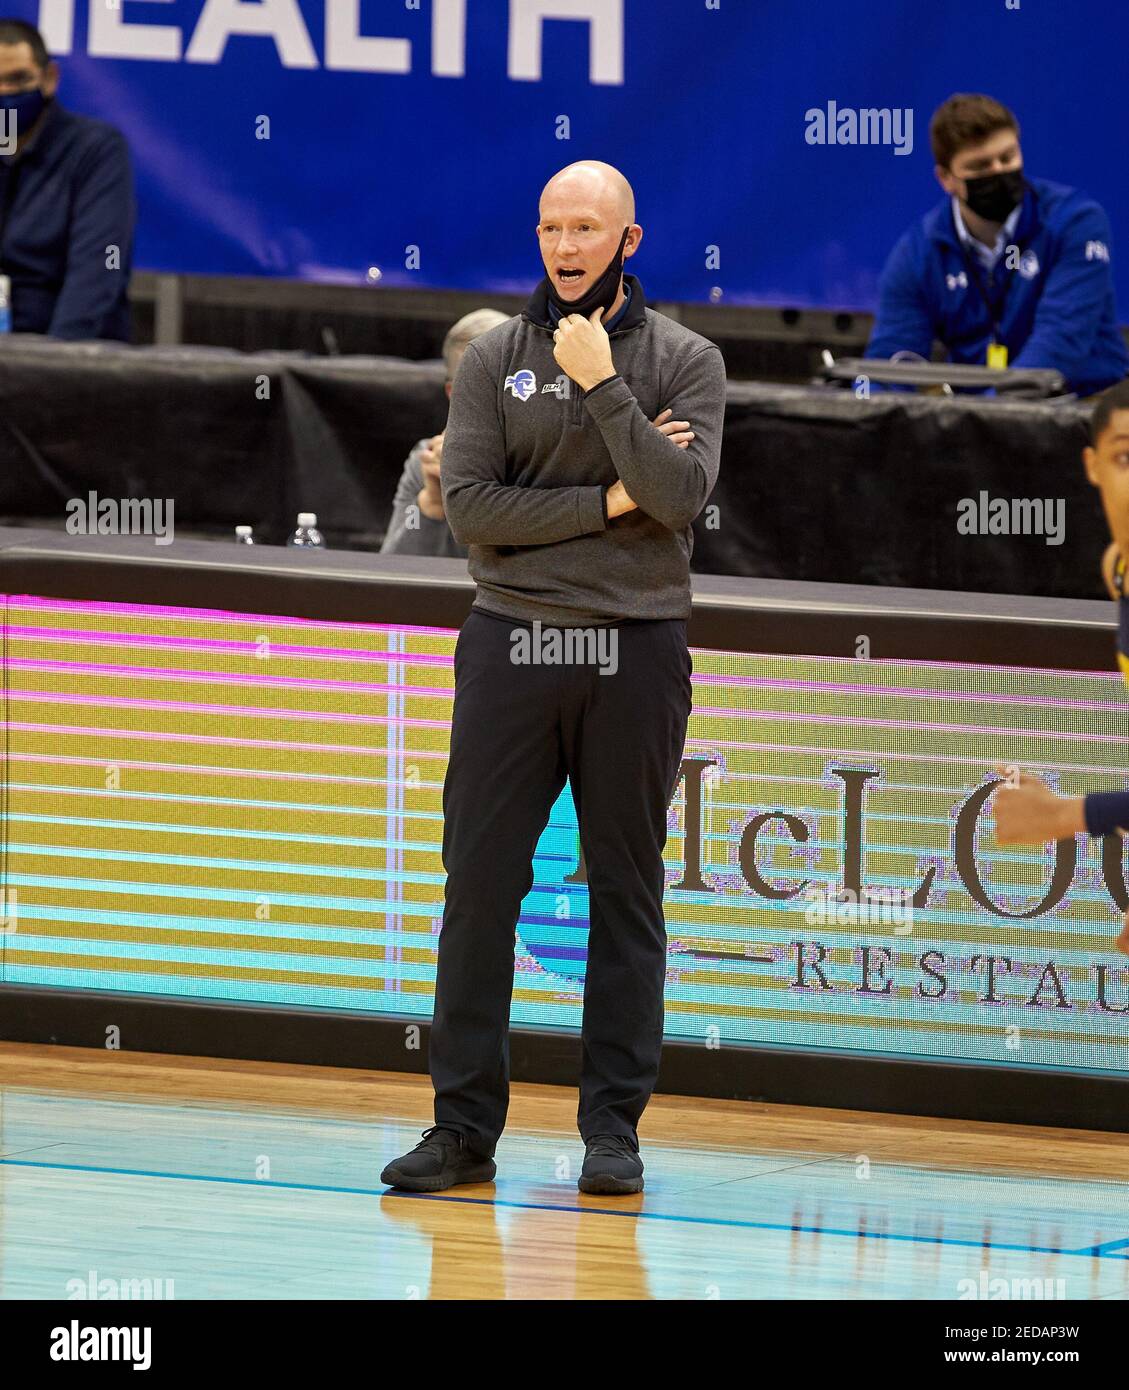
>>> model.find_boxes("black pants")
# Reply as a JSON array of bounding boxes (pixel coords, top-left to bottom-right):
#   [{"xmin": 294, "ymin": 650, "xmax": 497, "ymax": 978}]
[{"xmin": 430, "ymin": 606, "xmax": 693, "ymax": 1157}]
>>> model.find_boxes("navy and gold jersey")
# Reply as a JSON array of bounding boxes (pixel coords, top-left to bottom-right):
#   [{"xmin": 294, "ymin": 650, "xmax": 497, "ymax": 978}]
[
  {"xmin": 1084, "ymin": 549, "xmax": 1129, "ymax": 836},
  {"xmin": 1114, "ymin": 551, "xmax": 1129, "ymax": 690}
]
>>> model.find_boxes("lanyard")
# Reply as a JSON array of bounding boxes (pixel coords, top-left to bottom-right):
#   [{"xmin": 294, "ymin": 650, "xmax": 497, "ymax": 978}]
[{"xmin": 956, "ymin": 237, "xmax": 1017, "ymax": 357}]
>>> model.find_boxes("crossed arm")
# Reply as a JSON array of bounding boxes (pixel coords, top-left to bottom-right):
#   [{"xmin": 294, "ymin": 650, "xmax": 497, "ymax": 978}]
[{"xmin": 440, "ymin": 336, "xmax": 726, "ymax": 547}]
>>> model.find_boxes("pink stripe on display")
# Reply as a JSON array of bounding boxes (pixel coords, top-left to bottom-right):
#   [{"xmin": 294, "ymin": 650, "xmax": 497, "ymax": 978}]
[
  {"xmin": 4, "ymin": 657, "xmax": 451, "ymax": 690},
  {"xmin": 688, "ymin": 670, "xmax": 1126, "ymax": 712},
  {"xmin": 6, "ymin": 625, "xmax": 442, "ymax": 662},
  {"xmin": 8, "ymin": 689, "xmax": 451, "ymax": 720},
  {"xmin": 4, "ymin": 751, "xmax": 446, "ymax": 780},
  {"xmin": 5, "ymin": 658, "xmax": 445, "ymax": 691},
  {"xmin": 6, "ymin": 652, "xmax": 1120, "ymax": 713},
  {"xmin": 4, "ymin": 740, "xmax": 1126, "ymax": 780},
  {"xmin": 6, "ymin": 593, "xmax": 457, "ymax": 637},
  {"xmin": 17, "ymin": 695, "xmax": 1121, "ymax": 746},
  {"xmin": 675, "ymin": 703, "xmax": 1129, "ymax": 744},
  {"xmin": 6, "ymin": 721, "xmax": 447, "ymax": 752}
]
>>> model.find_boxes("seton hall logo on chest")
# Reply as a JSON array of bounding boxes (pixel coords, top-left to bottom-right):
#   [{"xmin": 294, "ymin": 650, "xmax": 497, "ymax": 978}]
[{"xmin": 505, "ymin": 369, "xmax": 538, "ymax": 401}]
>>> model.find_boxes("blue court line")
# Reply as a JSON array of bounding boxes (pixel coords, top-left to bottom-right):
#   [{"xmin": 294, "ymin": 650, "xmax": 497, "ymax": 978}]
[
  {"xmin": 2, "ymin": 1156, "xmax": 1125, "ymax": 1260},
  {"xmin": 1085, "ymin": 1236, "xmax": 1129, "ymax": 1257}
]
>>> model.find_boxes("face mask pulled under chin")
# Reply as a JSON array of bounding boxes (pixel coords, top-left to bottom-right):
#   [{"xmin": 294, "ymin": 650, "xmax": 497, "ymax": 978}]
[
  {"xmin": 962, "ymin": 167, "xmax": 1026, "ymax": 223},
  {"xmin": 546, "ymin": 225, "xmax": 631, "ymax": 321}
]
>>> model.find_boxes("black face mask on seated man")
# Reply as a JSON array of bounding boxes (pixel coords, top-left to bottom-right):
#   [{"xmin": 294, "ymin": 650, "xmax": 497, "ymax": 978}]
[
  {"xmin": 963, "ymin": 167, "xmax": 1027, "ymax": 224},
  {"xmin": 545, "ymin": 225, "xmax": 631, "ymax": 322},
  {"xmin": 0, "ymin": 88, "xmax": 49, "ymax": 153}
]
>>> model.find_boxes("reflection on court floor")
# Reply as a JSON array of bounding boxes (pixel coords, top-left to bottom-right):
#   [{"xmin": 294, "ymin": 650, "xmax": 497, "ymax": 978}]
[{"xmin": 0, "ymin": 1046, "xmax": 1126, "ymax": 1300}]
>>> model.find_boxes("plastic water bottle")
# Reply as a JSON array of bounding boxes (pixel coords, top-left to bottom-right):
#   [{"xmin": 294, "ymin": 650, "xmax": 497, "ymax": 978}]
[
  {"xmin": 235, "ymin": 525, "xmax": 254, "ymax": 545},
  {"xmin": 287, "ymin": 511, "xmax": 325, "ymax": 548},
  {"xmin": 0, "ymin": 275, "xmax": 11, "ymax": 335}
]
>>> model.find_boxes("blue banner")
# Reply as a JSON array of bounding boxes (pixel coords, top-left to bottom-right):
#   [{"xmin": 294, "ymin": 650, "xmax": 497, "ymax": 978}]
[{"xmin": 8, "ymin": 0, "xmax": 1129, "ymax": 311}]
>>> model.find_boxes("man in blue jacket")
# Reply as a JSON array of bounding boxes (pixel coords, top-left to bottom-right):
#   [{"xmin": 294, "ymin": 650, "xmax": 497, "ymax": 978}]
[
  {"xmin": 0, "ymin": 18, "xmax": 134, "ymax": 340},
  {"xmin": 866, "ymin": 93, "xmax": 1128, "ymax": 397}
]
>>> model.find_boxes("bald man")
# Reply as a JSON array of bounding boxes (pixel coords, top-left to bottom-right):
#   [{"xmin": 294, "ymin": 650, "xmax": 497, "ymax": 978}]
[{"xmin": 381, "ymin": 161, "xmax": 727, "ymax": 1196}]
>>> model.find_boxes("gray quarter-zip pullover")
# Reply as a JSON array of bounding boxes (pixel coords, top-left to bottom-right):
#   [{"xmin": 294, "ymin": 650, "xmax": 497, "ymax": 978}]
[{"xmin": 440, "ymin": 273, "xmax": 727, "ymax": 626}]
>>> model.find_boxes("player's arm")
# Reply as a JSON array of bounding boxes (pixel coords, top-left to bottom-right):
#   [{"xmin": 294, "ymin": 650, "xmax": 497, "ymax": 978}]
[
  {"xmin": 582, "ymin": 344, "xmax": 726, "ymax": 532},
  {"xmin": 994, "ymin": 768, "xmax": 1129, "ymax": 958},
  {"xmin": 990, "ymin": 763, "xmax": 1129, "ymax": 841},
  {"xmin": 1083, "ymin": 790, "xmax": 1129, "ymax": 838},
  {"xmin": 991, "ymin": 767, "xmax": 1085, "ymax": 842},
  {"xmin": 441, "ymin": 343, "xmax": 608, "ymax": 547}
]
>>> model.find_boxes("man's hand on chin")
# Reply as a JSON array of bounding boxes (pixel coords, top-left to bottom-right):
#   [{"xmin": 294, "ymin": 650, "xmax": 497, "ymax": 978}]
[{"xmin": 552, "ymin": 307, "xmax": 616, "ymax": 392}]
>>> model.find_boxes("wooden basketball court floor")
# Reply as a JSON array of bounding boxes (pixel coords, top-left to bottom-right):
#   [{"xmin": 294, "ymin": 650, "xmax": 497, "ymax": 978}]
[{"xmin": 0, "ymin": 1042, "xmax": 1126, "ymax": 1300}]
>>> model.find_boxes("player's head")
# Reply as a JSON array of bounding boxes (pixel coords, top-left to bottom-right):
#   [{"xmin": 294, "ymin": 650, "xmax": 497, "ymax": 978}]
[
  {"xmin": 1084, "ymin": 379, "xmax": 1129, "ymax": 555},
  {"xmin": 536, "ymin": 161, "xmax": 641, "ymax": 305},
  {"xmin": 931, "ymin": 94, "xmax": 1024, "ymax": 225},
  {"xmin": 442, "ymin": 308, "xmax": 509, "ymax": 396}
]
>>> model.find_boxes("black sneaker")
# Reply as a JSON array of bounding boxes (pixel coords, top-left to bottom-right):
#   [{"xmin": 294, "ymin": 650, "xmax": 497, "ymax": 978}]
[
  {"xmin": 381, "ymin": 1126, "xmax": 496, "ymax": 1192},
  {"xmin": 578, "ymin": 1133, "xmax": 644, "ymax": 1195}
]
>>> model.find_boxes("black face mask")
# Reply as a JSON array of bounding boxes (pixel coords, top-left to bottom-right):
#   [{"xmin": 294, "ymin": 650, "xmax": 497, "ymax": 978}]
[
  {"xmin": 546, "ymin": 225, "xmax": 630, "ymax": 321},
  {"xmin": 0, "ymin": 88, "xmax": 49, "ymax": 156},
  {"xmin": 963, "ymin": 167, "xmax": 1026, "ymax": 224}
]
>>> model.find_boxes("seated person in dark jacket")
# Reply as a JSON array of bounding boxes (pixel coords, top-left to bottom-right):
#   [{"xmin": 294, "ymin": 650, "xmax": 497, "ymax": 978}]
[
  {"xmin": 0, "ymin": 18, "xmax": 134, "ymax": 340},
  {"xmin": 866, "ymin": 92, "xmax": 1128, "ymax": 397},
  {"xmin": 380, "ymin": 308, "xmax": 510, "ymax": 557}
]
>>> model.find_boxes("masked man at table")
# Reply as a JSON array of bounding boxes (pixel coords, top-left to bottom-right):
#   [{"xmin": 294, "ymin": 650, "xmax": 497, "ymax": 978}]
[
  {"xmin": 866, "ymin": 93, "xmax": 1128, "ymax": 397},
  {"xmin": 0, "ymin": 18, "xmax": 134, "ymax": 340}
]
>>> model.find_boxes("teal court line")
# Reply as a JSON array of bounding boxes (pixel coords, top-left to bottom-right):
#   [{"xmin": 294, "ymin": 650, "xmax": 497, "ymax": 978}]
[{"xmin": 1, "ymin": 1156, "xmax": 1126, "ymax": 1259}]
